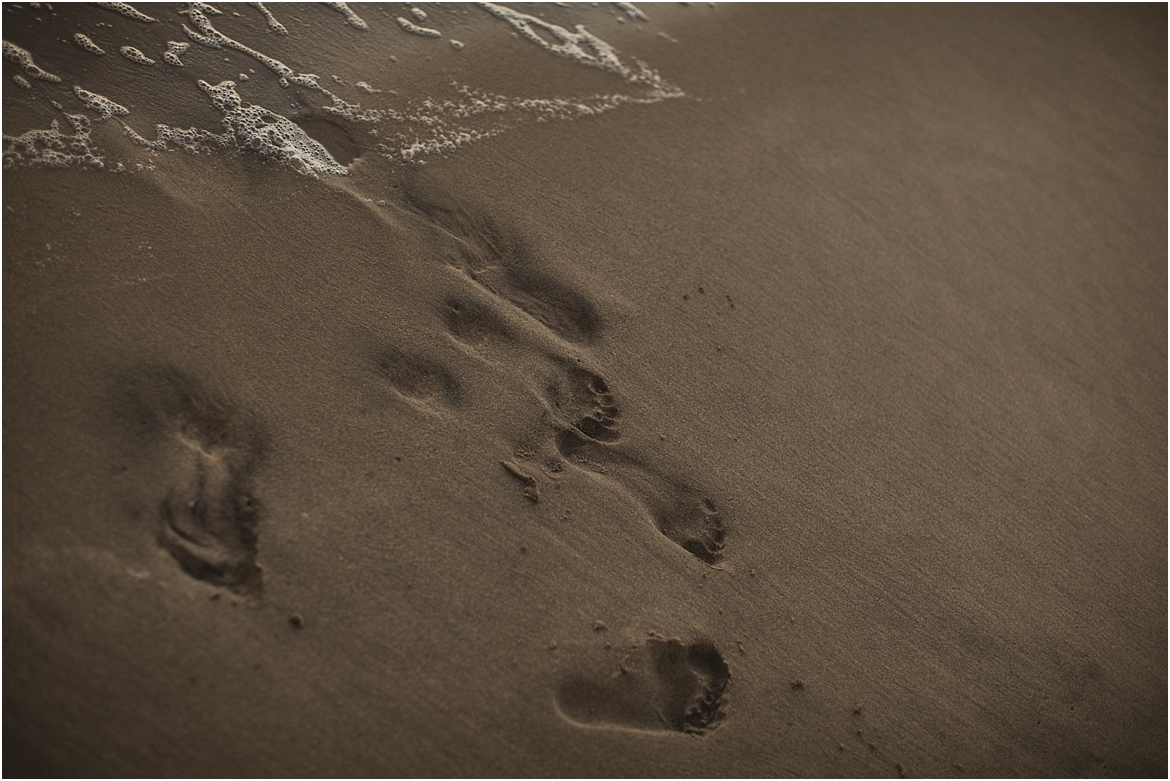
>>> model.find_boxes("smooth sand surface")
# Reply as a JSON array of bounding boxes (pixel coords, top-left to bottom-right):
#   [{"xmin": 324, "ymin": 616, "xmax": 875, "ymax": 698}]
[{"xmin": 3, "ymin": 3, "xmax": 1166, "ymax": 777}]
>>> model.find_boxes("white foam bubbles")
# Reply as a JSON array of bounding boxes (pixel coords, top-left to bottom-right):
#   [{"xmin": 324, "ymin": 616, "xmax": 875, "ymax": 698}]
[
  {"xmin": 123, "ymin": 122, "xmax": 230, "ymax": 157},
  {"xmin": 614, "ymin": 3, "xmax": 647, "ymax": 21},
  {"xmin": 120, "ymin": 45, "xmax": 155, "ymax": 66},
  {"xmin": 374, "ymin": 80, "xmax": 681, "ymax": 164},
  {"xmin": 5, "ymin": 0, "xmax": 688, "ymax": 176},
  {"xmin": 478, "ymin": 3, "xmax": 627, "ymax": 77},
  {"xmin": 3, "ymin": 40, "xmax": 61, "ymax": 82},
  {"xmin": 124, "ymin": 80, "xmax": 349, "ymax": 177},
  {"xmin": 247, "ymin": 2, "xmax": 288, "ymax": 35},
  {"xmin": 320, "ymin": 90, "xmax": 384, "ymax": 122},
  {"xmin": 74, "ymin": 33, "xmax": 105, "ymax": 55},
  {"xmin": 3, "ymin": 112, "xmax": 105, "ymax": 170},
  {"xmin": 181, "ymin": 3, "xmax": 320, "ymax": 88},
  {"xmin": 397, "ymin": 17, "xmax": 441, "ymax": 38},
  {"xmin": 163, "ymin": 41, "xmax": 190, "ymax": 67},
  {"xmin": 327, "ymin": 2, "xmax": 368, "ymax": 31},
  {"xmin": 476, "ymin": 2, "xmax": 679, "ymax": 95},
  {"xmin": 74, "ymin": 86, "xmax": 130, "ymax": 120},
  {"xmin": 94, "ymin": 2, "xmax": 157, "ymax": 24},
  {"xmin": 198, "ymin": 79, "xmax": 348, "ymax": 177},
  {"xmin": 396, "ymin": 127, "xmax": 497, "ymax": 162}
]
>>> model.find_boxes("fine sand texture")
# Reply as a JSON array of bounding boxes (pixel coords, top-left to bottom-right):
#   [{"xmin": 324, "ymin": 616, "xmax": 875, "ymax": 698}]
[{"xmin": 3, "ymin": 3, "xmax": 1166, "ymax": 777}]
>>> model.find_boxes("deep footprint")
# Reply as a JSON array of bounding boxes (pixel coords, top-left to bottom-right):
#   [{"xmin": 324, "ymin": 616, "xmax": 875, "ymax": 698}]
[
  {"xmin": 161, "ymin": 435, "xmax": 262, "ymax": 593},
  {"xmin": 405, "ymin": 188, "xmax": 601, "ymax": 344},
  {"xmin": 442, "ymin": 294, "xmax": 621, "ymax": 444},
  {"xmin": 554, "ymin": 428, "xmax": 725, "ymax": 565},
  {"xmin": 556, "ymin": 638, "xmax": 731, "ymax": 734},
  {"xmin": 543, "ymin": 361, "xmax": 620, "ymax": 443},
  {"xmin": 118, "ymin": 366, "xmax": 266, "ymax": 594}
]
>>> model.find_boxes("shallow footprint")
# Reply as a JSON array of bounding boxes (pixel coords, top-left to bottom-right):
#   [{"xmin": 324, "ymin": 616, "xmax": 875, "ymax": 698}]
[
  {"xmin": 556, "ymin": 637, "xmax": 731, "ymax": 734},
  {"xmin": 654, "ymin": 494, "xmax": 725, "ymax": 567},
  {"xmin": 442, "ymin": 292, "xmax": 621, "ymax": 444},
  {"xmin": 442, "ymin": 295, "xmax": 517, "ymax": 352},
  {"xmin": 476, "ymin": 263, "xmax": 601, "ymax": 346},
  {"xmin": 372, "ymin": 345, "xmax": 462, "ymax": 412}
]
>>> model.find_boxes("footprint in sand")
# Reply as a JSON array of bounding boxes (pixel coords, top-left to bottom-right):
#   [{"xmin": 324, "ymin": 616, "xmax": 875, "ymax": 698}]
[
  {"xmin": 543, "ymin": 361, "xmax": 621, "ymax": 444},
  {"xmin": 555, "ymin": 636, "xmax": 731, "ymax": 734},
  {"xmin": 118, "ymin": 366, "xmax": 267, "ymax": 594},
  {"xmin": 444, "ymin": 294, "xmax": 620, "ymax": 443},
  {"xmin": 406, "ymin": 184, "xmax": 602, "ymax": 345},
  {"xmin": 371, "ymin": 344, "xmax": 463, "ymax": 414},
  {"xmin": 417, "ymin": 196, "xmax": 725, "ymax": 566},
  {"xmin": 554, "ymin": 428, "xmax": 726, "ymax": 565}
]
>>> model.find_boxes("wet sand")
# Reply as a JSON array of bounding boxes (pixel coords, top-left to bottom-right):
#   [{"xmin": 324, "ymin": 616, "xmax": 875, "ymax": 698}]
[{"xmin": 3, "ymin": 3, "xmax": 1166, "ymax": 777}]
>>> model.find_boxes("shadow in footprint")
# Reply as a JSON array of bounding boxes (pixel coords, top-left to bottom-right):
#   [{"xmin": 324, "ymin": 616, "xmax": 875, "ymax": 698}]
[
  {"xmin": 116, "ymin": 366, "xmax": 267, "ymax": 595},
  {"xmin": 556, "ymin": 637, "xmax": 731, "ymax": 734},
  {"xmin": 372, "ymin": 345, "xmax": 462, "ymax": 412},
  {"xmin": 544, "ymin": 361, "xmax": 621, "ymax": 444},
  {"xmin": 442, "ymin": 294, "xmax": 618, "ymax": 443},
  {"xmin": 404, "ymin": 186, "xmax": 601, "ymax": 344},
  {"xmin": 554, "ymin": 426, "xmax": 725, "ymax": 566}
]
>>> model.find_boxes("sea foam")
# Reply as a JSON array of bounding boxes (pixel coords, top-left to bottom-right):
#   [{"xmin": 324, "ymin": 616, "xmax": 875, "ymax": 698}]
[
  {"xmin": 199, "ymin": 80, "xmax": 348, "ymax": 177},
  {"xmin": 74, "ymin": 33, "xmax": 105, "ymax": 55},
  {"xmin": 94, "ymin": 2, "xmax": 156, "ymax": 24},
  {"xmin": 163, "ymin": 41, "xmax": 190, "ymax": 67},
  {"xmin": 3, "ymin": 112, "xmax": 105, "ymax": 170},
  {"xmin": 3, "ymin": 40, "xmax": 61, "ymax": 82},
  {"xmin": 120, "ymin": 46, "xmax": 156, "ymax": 66},
  {"xmin": 73, "ymin": 86, "xmax": 130, "ymax": 120},
  {"xmin": 4, "ymin": 1, "xmax": 688, "ymax": 174}
]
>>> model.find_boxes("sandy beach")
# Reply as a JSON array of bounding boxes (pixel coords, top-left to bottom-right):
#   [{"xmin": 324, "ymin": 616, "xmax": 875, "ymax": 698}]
[{"xmin": 3, "ymin": 3, "xmax": 1166, "ymax": 776}]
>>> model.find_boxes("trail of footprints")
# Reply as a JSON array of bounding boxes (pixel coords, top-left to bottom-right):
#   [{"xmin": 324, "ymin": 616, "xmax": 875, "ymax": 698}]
[
  {"xmin": 126, "ymin": 192, "xmax": 731, "ymax": 734},
  {"xmin": 390, "ymin": 192, "xmax": 732, "ymax": 734},
  {"xmin": 396, "ymin": 188, "xmax": 727, "ymax": 566}
]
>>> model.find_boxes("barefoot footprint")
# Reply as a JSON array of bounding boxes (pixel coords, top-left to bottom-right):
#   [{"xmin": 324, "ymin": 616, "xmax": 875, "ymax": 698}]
[
  {"xmin": 405, "ymin": 183, "xmax": 602, "ymax": 345},
  {"xmin": 555, "ymin": 637, "xmax": 731, "ymax": 734},
  {"xmin": 161, "ymin": 434, "xmax": 262, "ymax": 593},
  {"xmin": 544, "ymin": 361, "xmax": 620, "ymax": 444},
  {"xmin": 119, "ymin": 366, "xmax": 266, "ymax": 594},
  {"xmin": 371, "ymin": 344, "xmax": 463, "ymax": 414},
  {"xmin": 554, "ymin": 427, "xmax": 726, "ymax": 565}
]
